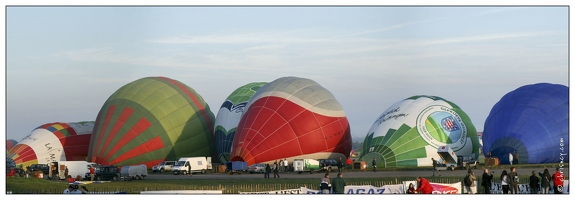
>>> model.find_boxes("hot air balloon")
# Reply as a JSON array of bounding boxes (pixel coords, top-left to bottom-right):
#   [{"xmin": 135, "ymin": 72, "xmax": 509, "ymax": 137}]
[
  {"xmin": 87, "ymin": 77, "xmax": 215, "ymax": 168},
  {"xmin": 482, "ymin": 83, "xmax": 568, "ymax": 164},
  {"xmin": 7, "ymin": 122, "xmax": 94, "ymax": 168},
  {"xmin": 6, "ymin": 139, "xmax": 17, "ymax": 151},
  {"xmin": 230, "ymin": 76, "xmax": 352, "ymax": 166},
  {"xmin": 359, "ymin": 95, "xmax": 480, "ymax": 167},
  {"xmin": 214, "ymin": 82, "xmax": 267, "ymax": 164}
]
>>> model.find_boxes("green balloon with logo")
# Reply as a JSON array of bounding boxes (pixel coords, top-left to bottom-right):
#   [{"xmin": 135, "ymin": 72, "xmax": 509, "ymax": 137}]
[{"xmin": 359, "ymin": 95, "xmax": 479, "ymax": 167}]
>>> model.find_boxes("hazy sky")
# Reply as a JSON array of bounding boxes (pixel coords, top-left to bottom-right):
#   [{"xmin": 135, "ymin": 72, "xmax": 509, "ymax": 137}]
[{"xmin": 3, "ymin": 5, "xmax": 569, "ymax": 143}]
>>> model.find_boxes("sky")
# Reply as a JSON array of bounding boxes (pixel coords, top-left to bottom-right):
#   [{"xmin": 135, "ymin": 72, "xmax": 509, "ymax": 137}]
[{"xmin": 2, "ymin": 4, "xmax": 570, "ymax": 144}]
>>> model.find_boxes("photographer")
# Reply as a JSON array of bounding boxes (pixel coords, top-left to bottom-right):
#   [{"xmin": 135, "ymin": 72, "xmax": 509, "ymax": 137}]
[{"xmin": 482, "ymin": 168, "xmax": 494, "ymax": 194}]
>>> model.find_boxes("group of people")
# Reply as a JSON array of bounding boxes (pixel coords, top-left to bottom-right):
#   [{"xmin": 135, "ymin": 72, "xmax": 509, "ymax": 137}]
[
  {"xmin": 318, "ymin": 173, "xmax": 347, "ymax": 194},
  {"xmin": 508, "ymin": 151, "xmax": 519, "ymax": 165},
  {"xmin": 474, "ymin": 167, "xmax": 564, "ymax": 194},
  {"xmin": 263, "ymin": 160, "xmax": 283, "ymax": 178},
  {"xmin": 63, "ymin": 184, "xmax": 89, "ymax": 194},
  {"xmin": 405, "ymin": 177, "xmax": 434, "ymax": 194}
]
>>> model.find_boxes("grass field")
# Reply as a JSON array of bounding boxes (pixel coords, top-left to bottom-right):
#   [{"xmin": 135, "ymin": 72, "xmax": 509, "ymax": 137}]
[{"xmin": 6, "ymin": 162, "xmax": 568, "ymax": 194}]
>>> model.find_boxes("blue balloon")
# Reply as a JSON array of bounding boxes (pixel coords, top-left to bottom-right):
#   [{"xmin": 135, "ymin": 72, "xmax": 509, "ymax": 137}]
[{"xmin": 483, "ymin": 83, "xmax": 568, "ymax": 164}]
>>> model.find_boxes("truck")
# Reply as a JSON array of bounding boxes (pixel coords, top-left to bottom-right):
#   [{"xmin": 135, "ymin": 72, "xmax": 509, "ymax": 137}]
[
  {"xmin": 436, "ymin": 145, "xmax": 458, "ymax": 171},
  {"xmin": 293, "ymin": 159, "xmax": 320, "ymax": 174},
  {"xmin": 225, "ymin": 161, "xmax": 248, "ymax": 175},
  {"xmin": 172, "ymin": 157, "xmax": 212, "ymax": 175},
  {"xmin": 120, "ymin": 164, "xmax": 148, "ymax": 180},
  {"xmin": 52, "ymin": 161, "xmax": 94, "ymax": 180}
]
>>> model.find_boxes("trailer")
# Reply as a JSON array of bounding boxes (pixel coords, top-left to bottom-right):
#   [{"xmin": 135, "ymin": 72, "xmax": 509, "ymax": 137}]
[
  {"xmin": 120, "ymin": 164, "xmax": 148, "ymax": 180},
  {"xmin": 225, "ymin": 161, "xmax": 248, "ymax": 175},
  {"xmin": 436, "ymin": 145, "xmax": 458, "ymax": 171},
  {"xmin": 293, "ymin": 159, "xmax": 320, "ymax": 174}
]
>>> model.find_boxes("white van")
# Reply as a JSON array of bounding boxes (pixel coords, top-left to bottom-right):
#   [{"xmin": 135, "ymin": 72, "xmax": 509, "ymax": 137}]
[
  {"xmin": 172, "ymin": 157, "xmax": 212, "ymax": 175},
  {"xmin": 55, "ymin": 161, "xmax": 92, "ymax": 180}
]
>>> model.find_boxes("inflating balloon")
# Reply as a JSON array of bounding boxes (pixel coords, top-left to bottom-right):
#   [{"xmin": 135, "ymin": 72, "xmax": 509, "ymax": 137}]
[
  {"xmin": 230, "ymin": 76, "xmax": 351, "ymax": 165},
  {"xmin": 87, "ymin": 77, "xmax": 215, "ymax": 168},
  {"xmin": 359, "ymin": 95, "xmax": 480, "ymax": 167},
  {"xmin": 482, "ymin": 83, "xmax": 568, "ymax": 164},
  {"xmin": 7, "ymin": 121, "xmax": 94, "ymax": 167},
  {"xmin": 6, "ymin": 139, "xmax": 17, "ymax": 151},
  {"xmin": 214, "ymin": 82, "xmax": 266, "ymax": 164}
]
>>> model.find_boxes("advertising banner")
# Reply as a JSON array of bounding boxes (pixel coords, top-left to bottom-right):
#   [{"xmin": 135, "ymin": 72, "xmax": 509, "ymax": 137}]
[
  {"xmin": 300, "ymin": 185, "xmax": 404, "ymax": 194},
  {"xmin": 490, "ymin": 180, "xmax": 570, "ymax": 194},
  {"xmin": 343, "ymin": 185, "xmax": 404, "ymax": 194},
  {"xmin": 239, "ymin": 188, "xmax": 303, "ymax": 194},
  {"xmin": 403, "ymin": 181, "xmax": 462, "ymax": 194}
]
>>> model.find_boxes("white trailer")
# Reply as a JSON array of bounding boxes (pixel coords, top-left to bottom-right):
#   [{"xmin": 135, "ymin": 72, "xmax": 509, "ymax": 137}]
[
  {"xmin": 120, "ymin": 164, "xmax": 148, "ymax": 180},
  {"xmin": 55, "ymin": 161, "xmax": 92, "ymax": 180},
  {"xmin": 293, "ymin": 159, "xmax": 320, "ymax": 174},
  {"xmin": 436, "ymin": 145, "xmax": 458, "ymax": 171},
  {"xmin": 172, "ymin": 157, "xmax": 212, "ymax": 175}
]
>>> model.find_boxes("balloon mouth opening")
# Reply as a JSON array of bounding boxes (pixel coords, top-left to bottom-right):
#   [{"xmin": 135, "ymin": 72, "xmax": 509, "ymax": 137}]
[{"xmin": 230, "ymin": 156, "xmax": 245, "ymax": 162}]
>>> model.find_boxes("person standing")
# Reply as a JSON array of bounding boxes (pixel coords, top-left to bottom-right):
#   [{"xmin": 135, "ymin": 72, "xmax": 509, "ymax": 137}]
[
  {"xmin": 346, "ymin": 157, "xmax": 352, "ymax": 170},
  {"xmin": 264, "ymin": 164, "xmax": 271, "ymax": 178},
  {"xmin": 508, "ymin": 153, "xmax": 513, "ymax": 165},
  {"xmin": 431, "ymin": 158, "xmax": 441, "ymax": 177},
  {"xmin": 372, "ymin": 158, "xmax": 377, "ymax": 172},
  {"xmin": 187, "ymin": 163, "xmax": 192, "ymax": 176},
  {"xmin": 319, "ymin": 173, "xmax": 331, "ymax": 194},
  {"xmin": 500, "ymin": 170, "xmax": 509, "ymax": 194},
  {"xmin": 529, "ymin": 170, "xmax": 539, "ymax": 194},
  {"xmin": 508, "ymin": 167, "xmax": 519, "ymax": 194},
  {"xmin": 482, "ymin": 168, "xmax": 493, "ymax": 194},
  {"xmin": 338, "ymin": 158, "xmax": 343, "ymax": 173},
  {"xmin": 273, "ymin": 161, "xmax": 280, "ymax": 178},
  {"xmin": 64, "ymin": 167, "xmax": 69, "ymax": 179},
  {"xmin": 514, "ymin": 151, "xmax": 519, "ymax": 165},
  {"xmin": 539, "ymin": 168, "xmax": 552, "ymax": 194},
  {"xmin": 464, "ymin": 170, "xmax": 477, "ymax": 194},
  {"xmin": 331, "ymin": 173, "xmax": 346, "ymax": 194},
  {"xmin": 416, "ymin": 177, "xmax": 433, "ymax": 194},
  {"xmin": 552, "ymin": 167, "xmax": 564, "ymax": 194},
  {"xmin": 89, "ymin": 166, "xmax": 95, "ymax": 182},
  {"xmin": 283, "ymin": 159, "xmax": 288, "ymax": 173},
  {"xmin": 51, "ymin": 164, "xmax": 59, "ymax": 181}
]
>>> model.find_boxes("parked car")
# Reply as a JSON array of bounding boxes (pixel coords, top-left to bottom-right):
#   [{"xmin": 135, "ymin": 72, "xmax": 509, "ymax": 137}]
[
  {"xmin": 318, "ymin": 159, "xmax": 339, "ymax": 172},
  {"xmin": 27, "ymin": 164, "xmax": 50, "ymax": 174},
  {"xmin": 152, "ymin": 161, "xmax": 176, "ymax": 173},
  {"xmin": 94, "ymin": 166, "xmax": 121, "ymax": 181},
  {"xmin": 457, "ymin": 155, "xmax": 479, "ymax": 170},
  {"xmin": 248, "ymin": 163, "xmax": 266, "ymax": 174}
]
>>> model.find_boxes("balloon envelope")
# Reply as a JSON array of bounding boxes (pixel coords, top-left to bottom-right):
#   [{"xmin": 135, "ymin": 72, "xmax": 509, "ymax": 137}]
[
  {"xmin": 7, "ymin": 121, "xmax": 94, "ymax": 167},
  {"xmin": 87, "ymin": 77, "xmax": 215, "ymax": 168},
  {"xmin": 230, "ymin": 76, "xmax": 352, "ymax": 166},
  {"xmin": 6, "ymin": 139, "xmax": 17, "ymax": 151},
  {"xmin": 214, "ymin": 82, "xmax": 266, "ymax": 164},
  {"xmin": 359, "ymin": 95, "xmax": 480, "ymax": 167},
  {"xmin": 482, "ymin": 83, "xmax": 568, "ymax": 164}
]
